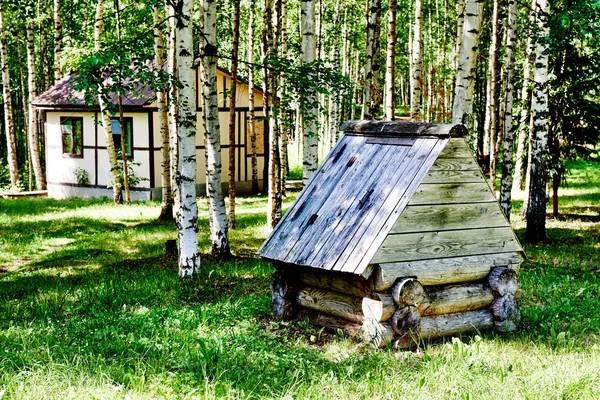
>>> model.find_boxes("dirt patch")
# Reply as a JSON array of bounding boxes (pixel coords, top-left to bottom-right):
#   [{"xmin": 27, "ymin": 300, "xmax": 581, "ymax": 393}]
[{"xmin": 1, "ymin": 238, "xmax": 76, "ymax": 274}]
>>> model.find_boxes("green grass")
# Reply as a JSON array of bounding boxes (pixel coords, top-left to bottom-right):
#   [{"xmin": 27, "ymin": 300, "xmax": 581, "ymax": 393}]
[{"xmin": 1, "ymin": 159, "xmax": 599, "ymax": 399}]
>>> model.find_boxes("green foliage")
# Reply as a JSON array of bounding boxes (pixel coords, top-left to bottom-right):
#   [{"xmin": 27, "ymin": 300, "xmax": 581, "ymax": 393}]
[
  {"xmin": 74, "ymin": 168, "xmax": 90, "ymax": 186},
  {"xmin": 107, "ymin": 157, "xmax": 149, "ymax": 190}
]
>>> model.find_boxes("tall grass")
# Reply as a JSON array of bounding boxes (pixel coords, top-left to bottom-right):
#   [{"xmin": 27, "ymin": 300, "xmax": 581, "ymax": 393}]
[{"xmin": 0, "ymin": 160, "xmax": 599, "ymax": 399}]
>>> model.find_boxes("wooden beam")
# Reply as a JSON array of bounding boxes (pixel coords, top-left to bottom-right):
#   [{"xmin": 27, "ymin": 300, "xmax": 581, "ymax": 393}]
[
  {"xmin": 373, "ymin": 253, "xmax": 523, "ymax": 290},
  {"xmin": 421, "ymin": 169, "xmax": 486, "ymax": 184},
  {"xmin": 296, "ymin": 286, "xmax": 364, "ymax": 323},
  {"xmin": 409, "ymin": 182, "xmax": 496, "ymax": 205},
  {"xmin": 419, "ymin": 310, "xmax": 494, "ymax": 340},
  {"xmin": 372, "ymin": 227, "xmax": 522, "ymax": 264},
  {"xmin": 423, "ymin": 282, "xmax": 494, "ymax": 316}
]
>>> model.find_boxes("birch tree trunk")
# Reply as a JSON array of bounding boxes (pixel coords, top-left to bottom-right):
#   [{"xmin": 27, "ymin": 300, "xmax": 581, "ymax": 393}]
[
  {"xmin": 361, "ymin": 0, "xmax": 377, "ymax": 120},
  {"xmin": 228, "ymin": 0, "xmax": 240, "ymax": 230},
  {"xmin": 499, "ymin": 0, "xmax": 517, "ymax": 219},
  {"xmin": 53, "ymin": 0, "xmax": 62, "ymax": 83},
  {"xmin": 370, "ymin": 0, "xmax": 382, "ymax": 118},
  {"xmin": 328, "ymin": 0, "xmax": 341, "ymax": 143},
  {"xmin": 173, "ymin": 0, "xmax": 200, "ymax": 276},
  {"xmin": 452, "ymin": 0, "xmax": 484, "ymax": 131},
  {"xmin": 301, "ymin": 0, "xmax": 318, "ymax": 185},
  {"xmin": 168, "ymin": 3, "xmax": 179, "ymax": 211},
  {"xmin": 410, "ymin": 0, "xmax": 423, "ymax": 122},
  {"xmin": 483, "ymin": 0, "xmax": 501, "ymax": 194},
  {"xmin": 0, "ymin": 1, "xmax": 18, "ymax": 190},
  {"xmin": 280, "ymin": 0, "xmax": 288, "ymax": 197},
  {"xmin": 525, "ymin": 0, "xmax": 550, "ymax": 243},
  {"xmin": 513, "ymin": 0, "xmax": 537, "ymax": 193},
  {"xmin": 201, "ymin": 0, "xmax": 231, "ymax": 256},
  {"xmin": 247, "ymin": 0, "xmax": 259, "ymax": 194},
  {"xmin": 154, "ymin": 5, "xmax": 173, "ymax": 222},
  {"xmin": 26, "ymin": 20, "xmax": 45, "ymax": 190},
  {"xmin": 94, "ymin": 0, "xmax": 122, "ymax": 204},
  {"xmin": 115, "ymin": 0, "xmax": 131, "ymax": 205},
  {"xmin": 385, "ymin": 0, "xmax": 397, "ymax": 120}
]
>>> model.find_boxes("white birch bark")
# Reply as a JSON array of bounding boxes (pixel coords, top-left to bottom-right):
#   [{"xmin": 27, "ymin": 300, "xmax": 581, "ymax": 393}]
[
  {"xmin": 410, "ymin": 0, "xmax": 423, "ymax": 121},
  {"xmin": 362, "ymin": 0, "xmax": 378, "ymax": 120},
  {"xmin": 513, "ymin": 0, "xmax": 537, "ymax": 193},
  {"xmin": 228, "ymin": 0, "xmax": 240, "ymax": 229},
  {"xmin": 94, "ymin": 0, "xmax": 122, "ymax": 204},
  {"xmin": 385, "ymin": 0, "xmax": 397, "ymax": 120},
  {"xmin": 26, "ymin": 20, "xmax": 45, "ymax": 190},
  {"xmin": 247, "ymin": 0, "xmax": 258, "ymax": 194},
  {"xmin": 201, "ymin": 0, "xmax": 230, "ymax": 256},
  {"xmin": 53, "ymin": 0, "xmax": 62, "ymax": 82},
  {"xmin": 167, "ymin": 3, "xmax": 178, "ymax": 210},
  {"xmin": 154, "ymin": 6, "xmax": 173, "ymax": 221},
  {"xmin": 328, "ymin": 1, "xmax": 341, "ymax": 143},
  {"xmin": 525, "ymin": 0, "xmax": 550, "ymax": 243},
  {"xmin": 0, "ymin": 1, "xmax": 18, "ymax": 189},
  {"xmin": 301, "ymin": 0, "xmax": 318, "ymax": 185},
  {"xmin": 452, "ymin": 0, "xmax": 484, "ymax": 131},
  {"xmin": 483, "ymin": 0, "xmax": 501, "ymax": 194},
  {"xmin": 370, "ymin": 0, "xmax": 382, "ymax": 117},
  {"xmin": 499, "ymin": 0, "xmax": 517, "ymax": 219},
  {"xmin": 174, "ymin": 0, "xmax": 200, "ymax": 276}
]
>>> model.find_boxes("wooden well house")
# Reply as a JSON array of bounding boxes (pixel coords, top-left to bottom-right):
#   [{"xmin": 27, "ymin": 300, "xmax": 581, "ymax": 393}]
[{"xmin": 258, "ymin": 120, "xmax": 524, "ymax": 348}]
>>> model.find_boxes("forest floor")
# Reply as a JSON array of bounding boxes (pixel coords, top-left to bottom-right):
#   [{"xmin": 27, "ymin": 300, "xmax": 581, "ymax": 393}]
[{"xmin": 0, "ymin": 159, "xmax": 599, "ymax": 399}]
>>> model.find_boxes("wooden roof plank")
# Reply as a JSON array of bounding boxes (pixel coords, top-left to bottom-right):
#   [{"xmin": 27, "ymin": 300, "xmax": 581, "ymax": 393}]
[
  {"xmin": 287, "ymin": 143, "xmax": 402, "ymax": 266},
  {"xmin": 429, "ymin": 157, "xmax": 481, "ymax": 171},
  {"xmin": 390, "ymin": 202, "xmax": 510, "ymax": 234},
  {"xmin": 421, "ymin": 169, "xmax": 486, "ymax": 184},
  {"xmin": 436, "ymin": 138, "xmax": 473, "ymax": 158},
  {"xmin": 259, "ymin": 135, "xmax": 364, "ymax": 257},
  {"xmin": 347, "ymin": 139, "xmax": 449, "ymax": 274},
  {"xmin": 371, "ymin": 227, "xmax": 522, "ymax": 264}
]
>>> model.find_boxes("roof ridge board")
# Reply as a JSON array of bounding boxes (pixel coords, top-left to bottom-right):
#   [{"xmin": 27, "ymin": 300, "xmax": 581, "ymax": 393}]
[{"xmin": 340, "ymin": 120, "xmax": 467, "ymax": 138}]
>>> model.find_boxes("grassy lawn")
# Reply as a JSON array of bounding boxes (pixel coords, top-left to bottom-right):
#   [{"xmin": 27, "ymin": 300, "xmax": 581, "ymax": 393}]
[{"xmin": 1, "ymin": 160, "xmax": 599, "ymax": 399}]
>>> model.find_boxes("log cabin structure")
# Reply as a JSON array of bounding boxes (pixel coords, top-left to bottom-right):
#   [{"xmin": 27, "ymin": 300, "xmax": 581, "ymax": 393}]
[{"xmin": 259, "ymin": 120, "xmax": 524, "ymax": 348}]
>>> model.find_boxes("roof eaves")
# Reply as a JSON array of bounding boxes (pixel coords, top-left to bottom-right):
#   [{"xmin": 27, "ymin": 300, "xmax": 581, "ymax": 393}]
[{"xmin": 340, "ymin": 120, "xmax": 468, "ymax": 138}]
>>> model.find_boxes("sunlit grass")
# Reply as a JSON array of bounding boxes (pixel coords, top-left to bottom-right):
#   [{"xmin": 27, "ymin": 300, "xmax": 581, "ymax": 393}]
[{"xmin": 0, "ymin": 159, "xmax": 599, "ymax": 399}]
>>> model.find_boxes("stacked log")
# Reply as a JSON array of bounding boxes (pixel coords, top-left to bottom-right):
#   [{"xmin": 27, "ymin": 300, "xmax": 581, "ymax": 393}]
[{"xmin": 271, "ymin": 265, "xmax": 520, "ymax": 348}]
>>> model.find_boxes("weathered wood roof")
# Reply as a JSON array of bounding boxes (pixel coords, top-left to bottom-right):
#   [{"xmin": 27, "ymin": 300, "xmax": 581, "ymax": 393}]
[{"xmin": 259, "ymin": 120, "xmax": 523, "ymax": 277}]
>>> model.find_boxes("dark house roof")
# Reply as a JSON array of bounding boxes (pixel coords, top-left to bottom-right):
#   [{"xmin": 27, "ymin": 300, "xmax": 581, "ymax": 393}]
[{"xmin": 259, "ymin": 120, "xmax": 522, "ymax": 276}]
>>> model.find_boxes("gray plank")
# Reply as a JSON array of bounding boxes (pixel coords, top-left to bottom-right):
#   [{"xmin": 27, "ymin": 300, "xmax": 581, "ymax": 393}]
[
  {"xmin": 409, "ymin": 182, "xmax": 496, "ymax": 205},
  {"xmin": 390, "ymin": 202, "xmax": 509, "ymax": 234},
  {"xmin": 371, "ymin": 227, "xmax": 522, "ymax": 264},
  {"xmin": 346, "ymin": 139, "xmax": 449, "ymax": 274},
  {"xmin": 437, "ymin": 138, "xmax": 473, "ymax": 158},
  {"xmin": 286, "ymin": 143, "xmax": 399, "ymax": 265},
  {"xmin": 421, "ymin": 169, "xmax": 486, "ymax": 184},
  {"xmin": 429, "ymin": 156, "xmax": 481, "ymax": 171},
  {"xmin": 366, "ymin": 137, "xmax": 416, "ymax": 146},
  {"xmin": 260, "ymin": 135, "xmax": 364, "ymax": 259}
]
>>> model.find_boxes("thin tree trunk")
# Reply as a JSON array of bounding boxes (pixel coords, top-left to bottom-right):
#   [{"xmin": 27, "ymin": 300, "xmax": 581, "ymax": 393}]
[
  {"xmin": 410, "ymin": 0, "xmax": 423, "ymax": 121},
  {"xmin": 115, "ymin": 0, "xmax": 131, "ymax": 205},
  {"xmin": 202, "ymin": 0, "xmax": 231, "ymax": 256},
  {"xmin": 361, "ymin": 0, "xmax": 377, "ymax": 119},
  {"xmin": 484, "ymin": 0, "xmax": 501, "ymax": 194},
  {"xmin": 174, "ymin": 0, "xmax": 200, "ymax": 276},
  {"xmin": 525, "ymin": 0, "xmax": 550, "ymax": 243},
  {"xmin": 26, "ymin": 20, "xmax": 45, "ymax": 190},
  {"xmin": 280, "ymin": 0, "xmax": 288, "ymax": 198},
  {"xmin": 154, "ymin": 5, "xmax": 173, "ymax": 222},
  {"xmin": 385, "ymin": 0, "xmax": 397, "ymax": 120},
  {"xmin": 370, "ymin": 0, "xmax": 382, "ymax": 118},
  {"xmin": 0, "ymin": 1, "xmax": 18, "ymax": 189},
  {"xmin": 301, "ymin": 0, "xmax": 318, "ymax": 185},
  {"xmin": 53, "ymin": 0, "xmax": 62, "ymax": 82},
  {"xmin": 168, "ymin": 3, "xmax": 178, "ymax": 211},
  {"xmin": 247, "ymin": 0, "xmax": 258, "ymax": 194},
  {"xmin": 329, "ymin": 0, "xmax": 341, "ymax": 145},
  {"xmin": 228, "ymin": 0, "xmax": 240, "ymax": 229},
  {"xmin": 513, "ymin": 0, "xmax": 536, "ymax": 193},
  {"xmin": 452, "ymin": 0, "xmax": 484, "ymax": 131},
  {"xmin": 499, "ymin": 0, "xmax": 517, "ymax": 220},
  {"xmin": 454, "ymin": 0, "xmax": 466, "ymax": 88}
]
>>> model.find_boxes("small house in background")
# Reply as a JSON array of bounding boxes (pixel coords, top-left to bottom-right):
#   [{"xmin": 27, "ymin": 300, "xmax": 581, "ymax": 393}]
[
  {"xmin": 259, "ymin": 120, "xmax": 523, "ymax": 348},
  {"xmin": 33, "ymin": 62, "xmax": 268, "ymax": 200}
]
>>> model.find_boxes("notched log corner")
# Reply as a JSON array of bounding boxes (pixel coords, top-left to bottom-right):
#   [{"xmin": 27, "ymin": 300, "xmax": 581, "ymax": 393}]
[{"xmin": 270, "ymin": 270, "xmax": 298, "ymax": 319}]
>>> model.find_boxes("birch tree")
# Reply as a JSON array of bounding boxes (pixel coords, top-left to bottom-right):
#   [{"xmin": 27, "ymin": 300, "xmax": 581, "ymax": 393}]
[
  {"xmin": 201, "ymin": 0, "xmax": 230, "ymax": 257},
  {"xmin": 26, "ymin": 17, "xmax": 45, "ymax": 190},
  {"xmin": 328, "ymin": 0, "xmax": 341, "ymax": 140},
  {"xmin": 94, "ymin": 0, "xmax": 123, "ymax": 204},
  {"xmin": 0, "ymin": 0, "xmax": 18, "ymax": 190},
  {"xmin": 385, "ymin": 0, "xmax": 397, "ymax": 120},
  {"xmin": 411, "ymin": 0, "xmax": 423, "ymax": 122},
  {"xmin": 228, "ymin": 0, "xmax": 240, "ymax": 229},
  {"xmin": 154, "ymin": 5, "xmax": 173, "ymax": 222},
  {"xmin": 172, "ymin": 0, "xmax": 200, "ymax": 276},
  {"xmin": 483, "ymin": 0, "xmax": 501, "ymax": 194},
  {"xmin": 247, "ymin": 0, "xmax": 259, "ymax": 194},
  {"xmin": 301, "ymin": 0, "xmax": 318, "ymax": 185},
  {"xmin": 499, "ymin": 0, "xmax": 517, "ymax": 219},
  {"xmin": 452, "ymin": 0, "xmax": 484, "ymax": 131},
  {"xmin": 361, "ymin": 0, "xmax": 379, "ymax": 120},
  {"xmin": 53, "ymin": 0, "xmax": 62, "ymax": 82},
  {"xmin": 525, "ymin": 0, "xmax": 550, "ymax": 243}
]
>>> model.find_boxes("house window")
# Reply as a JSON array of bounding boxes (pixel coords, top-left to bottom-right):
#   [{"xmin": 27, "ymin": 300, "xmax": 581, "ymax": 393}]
[
  {"xmin": 110, "ymin": 117, "xmax": 133, "ymax": 158},
  {"xmin": 61, "ymin": 117, "xmax": 83, "ymax": 157}
]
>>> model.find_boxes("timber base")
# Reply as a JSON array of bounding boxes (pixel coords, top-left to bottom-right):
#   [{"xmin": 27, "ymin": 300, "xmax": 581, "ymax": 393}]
[{"xmin": 271, "ymin": 265, "xmax": 520, "ymax": 348}]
